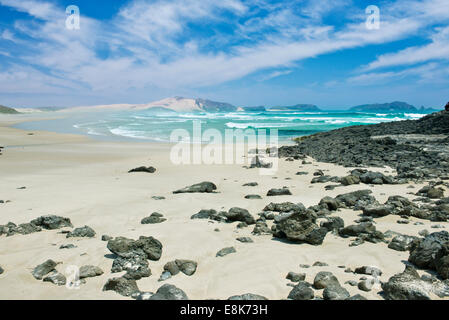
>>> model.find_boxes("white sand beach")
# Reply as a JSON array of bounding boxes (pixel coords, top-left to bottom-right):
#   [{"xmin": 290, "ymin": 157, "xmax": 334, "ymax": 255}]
[{"xmin": 0, "ymin": 113, "xmax": 447, "ymax": 300}]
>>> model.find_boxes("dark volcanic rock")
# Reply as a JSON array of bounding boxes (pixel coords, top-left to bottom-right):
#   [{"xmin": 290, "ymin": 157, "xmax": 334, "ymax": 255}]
[
  {"xmin": 267, "ymin": 187, "xmax": 292, "ymax": 196},
  {"xmin": 0, "ymin": 266, "xmax": 3, "ymax": 274},
  {"xmin": 286, "ymin": 272, "xmax": 306, "ymax": 282},
  {"xmin": 191, "ymin": 209, "xmax": 226, "ymax": 222},
  {"xmin": 319, "ymin": 197, "xmax": 338, "ymax": 211},
  {"xmin": 32, "ymin": 259, "xmax": 57, "ymax": 280},
  {"xmin": 273, "ymin": 210, "xmax": 328, "ymax": 245},
  {"xmin": 128, "ymin": 166, "xmax": 156, "ymax": 173},
  {"xmin": 320, "ymin": 217, "xmax": 344, "ymax": 232},
  {"xmin": 313, "ymin": 271, "xmax": 340, "ymax": 289},
  {"xmin": 228, "ymin": 293, "xmax": 268, "ymax": 300},
  {"xmin": 245, "ymin": 194, "xmax": 262, "ymax": 199},
  {"xmin": 173, "ymin": 182, "xmax": 217, "ymax": 194},
  {"xmin": 79, "ymin": 265, "xmax": 104, "ymax": 279},
  {"xmin": 278, "ymin": 108, "xmax": 449, "ymax": 180},
  {"xmin": 236, "ymin": 237, "xmax": 253, "ymax": 243},
  {"xmin": 252, "ymin": 221, "xmax": 272, "ymax": 235},
  {"xmin": 323, "ymin": 285, "xmax": 350, "ymax": 300},
  {"xmin": 30, "ymin": 215, "xmax": 73, "ymax": 230},
  {"xmin": 287, "ymin": 282, "xmax": 314, "ymax": 300},
  {"xmin": 225, "ymin": 207, "xmax": 256, "ymax": 225},
  {"xmin": 175, "ymin": 259, "xmax": 197, "ymax": 276},
  {"xmin": 363, "ymin": 205, "xmax": 393, "ymax": 218},
  {"xmin": 112, "ymin": 255, "xmax": 151, "ymax": 280},
  {"xmin": 43, "ymin": 271, "xmax": 66, "ymax": 286},
  {"xmin": 141, "ymin": 212, "xmax": 166, "ymax": 224},
  {"xmin": 382, "ymin": 266, "xmax": 434, "ymax": 300},
  {"xmin": 264, "ymin": 202, "xmax": 305, "ymax": 213},
  {"xmin": 150, "ymin": 284, "xmax": 188, "ymax": 300},
  {"xmin": 216, "ymin": 247, "xmax": 236, "ymax": 257},
  {"xmin": 103, "ymin": 277, "xmax": 139, "ymax": 297},
  {"xmin": 66, "ymin": 225, "xmax": 96, "ymax": 238},
  {"xmin": 335, "ymin": 190, "xmax": 377, "ymax": 209},
  {"xmin": 108, "ymin": 236, "xmax": 163, "ymax": 261},
  {"xmin": 408, "ymin": 231, "xmax": 449, "ymax": 269},
  {"xmin": 354, "ymin": 266, "xmax": 382, "ymax": 276},
  {"xmin": 388, "ymin": 235, "xmax": 418, "ymax": 252}
]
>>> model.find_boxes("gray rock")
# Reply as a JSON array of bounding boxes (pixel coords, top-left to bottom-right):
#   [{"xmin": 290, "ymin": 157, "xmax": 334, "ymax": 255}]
[
  {"xmin": 141, "ymin": 212, "xmax": 166, "ymax": 224},
  {"xmin": 191, "ymin": 209, "xmax": 226, "ymax": 222},
  {"xmin": 287, "ymin": 282, "xmax": 314, "ymax": 300},
  {"xmin": 0, "ymin": 266, "xmax": 3, "ymax": 274},
  {"xmin": 313, "ymin": 271, "xmax": 340, "ymax": 289},
  {"xmin": 32, "ymin": 259, "xmax": 57, "ymax": 280},
  {"xmin": 107, "ymin": 236, "xmax": 163, "ymax": 261},
  {"xmin": 358, "ymin": 279, "xmax": 374, "ymax": 292},
  {"xmin": 242, "ymin": 182, "xmax": 258, "ymax": 187},
  {"xmin": 252, "ymin": 222, "xmax": 272, "ymax": 235},
  {"xmin": 363, "ymin": 205, "xmax": 393, "ymax": 218},
  {"xmin": 323, "ymin": 285, "xmax": 350, "ymax": 300},
  {"xmin": 267, "ymin": 188, "xmax": 292, "ymax": 196},
  {"xmin": 319, "ymin": 197, "xmax": 339, "ymax": 211},
  {"xmin": 216, "ymin": 247, "xmax": 236, "ymax": 257},
  {"xmin": 347, "ymin": 294, "xmax": 367, "ymax": 300},
  {"xmin": 111, "ymin": 255, "xmax": 151, "ymax": 280},
  {"xmin": 164, "ymin": 261, "xmax": 180, "ymax": 275},
  {"xmin": 345, "ymin": 280, "xmax": 357, "ymax": 286},
  {"xmin": 30, "ymin": 215, "xmax": 73, "ymax": 230},
  {"xmin": 173, "ymin": 181, "xmax": 217, "ymax": 194},
  {"xmin": 149, "ymin": 284, "xmax": 188, "ymax": 300},
  {"xmin": 354, "ymin": 266, "xmax": 382, "ymax": 277},
  {"xmin": 59, "ymin": 244, "xmax": 77, "ymax": 249},
  {"xmin": 236, "ymin": 237, "xmax": 253, "ymax": 243},
  {"xmin": 43, "ymin": 271, "xmax": 66, "ymax": 286},
  {"xmin": 103, "ymin": 277, "xmax": 140, "ymax": 297},
  {"xmin": 382, "ymin": 266, "xmax": 433, "ymax": 300},
  {"xmin": 225, "ymin": 207, "xmax": 256, "ymax": 225},
  {"xmin": 245, "ymin": 194, "xmax": 262, "ymax": 199},
  {"xmin": 158, "ymin": 271, "xmax": 172, "ymax": 282},
  {"xmin": 175, "ymin": 259, "xmax": 197, "ymax": 276},
  {"xmin": 128, "ymin": 166, "xmax": 156, "ymax": 173},
  {"xmin": 340, "ymin": 175, "xmax": 361, "ymax": 186},
  {"xmin": 79, "ymin": 265, "xmax": 104, "ymax": 279},
  {"xmin": 66, "ymin": 225, "xmax": 96, "ymax": 238},
  {"xmin": 408, "ymin": 231, "xmax": 449, "ymax": 269},
  {"xmin": 388, "ymin": 235, "xmax": 418, "ymax": 252},
  {"xmin": 228, "ymin": 293, "xmax": 268, "ymax": 300},
  {"xmin": 102, "ymin": 235, "xmax": 113, "ymax": 241},
  {"xmin": 286, "ymin": 272, "xmax": 306, "ymax": 282},
  {"xmin": 313, "ymin": 261, "xmax": 329, "ymax": 267}
]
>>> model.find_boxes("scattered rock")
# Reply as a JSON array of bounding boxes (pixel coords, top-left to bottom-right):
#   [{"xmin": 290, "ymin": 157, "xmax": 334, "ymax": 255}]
[
  {"xmin": 216, "ymin": 247, "xmax": 236, "ymax": 257},
  {"xmin": 103, "ymin": 277, "xmax": 140, "ymax": 297},
  {"xmin": 79, "ymin": 265, "xmax": 104, "ymax": 279},
  {"xmin": 225, "ymin": 207, "xmax": 256, "ymax": 225},
  {"xmin": 173, "ymin": 182, "xmax": 217, "ymax": 194},
  {"xmin": 388, "ymin": 235, "xmax": 418, "ymax": 252},
  {"xmin": 313, "ymin": 271, "xmax": 340, "ymax": 289},
  {"xmin": 59, "ymin": 244, "xmax": 77, "ymax": 249},
  {"xmin": 313, "ymin": 261, "xmax": 328, "ymax": 267},
  {"xmin": 252, "ymin": 221, "xmax": 272, "ymax": 235},
  {"xmin": 191, "ymin": 209, "xmax": 226, "ymax": 222},
  {"xmin": 32, "ymin": 260, "xmax": 57, "ymax": 280},
  {"xmin": 358, "ymin": 279, "xmax": 374, "ymax": 292},
  {"xmin": 141, "ymin": 212, "xmax": 166, "ymax": 224},
  {"xmin": 267, "ymin": 187, "xmax": 292, "ymax": 196},
  {"xmin": 175, "ymin": 259, "xmax": 197, "ymax": 276},
  {"xmin": 228, "ymin": 293, "xmax": 268, "ymax": 300},
  {"xmin": 286, "ymin": 272, "xmax": 306, "ymax": 282},
  {"xmin": 128, "ymin": 166, "xmax": 156, "ymax": 173},
  {"xmin": 152, "ymin": 196, "xmax": 166, "ymax": 200},
  {"xmin": 149, "ymin": 284, "xmax": 188, "ymax": 300},
  {"xmin": 102, "ymin": 235, "xmax": 113, "ymax": 241},
  {"xmin": 287, "ymin": 282, "xmax": 314, "ymax": 300},
  {"xmin": 107, "ymin": 236, "xmax": 163, "ymax": 261},
  {"xmin": 245, "ymin": 194, "xmax": 262, "ymax": 199},
  {"xmin": 236, "ymin": 237, "xmax": 253, "ymax": 243},
  {"xmin": 30, "ymin": 215, "xmax": 73, "ymax": 230},
  {"xmin": 243, "ymin": 182, "xmax": 258, "ymax": 187},
  {"xmin": 323, "ymin": 285, "xmax": 350, "ymax": 300},
  {"xmin": 66, "ymin": 225, "xmax": 96, "ymax": 238},
  {"xmin": 354, "ymin": 266, "xmax": 382, "ymax": 277},
  {"xmin": 158, "ymin": 271, "xmax": 172, "ymax": 282},
  {"xmin": 43, "ymin": 271, "xmax": 66, "ymax": 286}
]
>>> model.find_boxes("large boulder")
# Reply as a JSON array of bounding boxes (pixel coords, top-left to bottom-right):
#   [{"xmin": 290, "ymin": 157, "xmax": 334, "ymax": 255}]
[
  {"xmin": 408, "ymin": 231, "xmax": 449, "ymax": 269},
  {"xmin": 382, "ymin": 266, "xmax": 440, "ymax": 300}
]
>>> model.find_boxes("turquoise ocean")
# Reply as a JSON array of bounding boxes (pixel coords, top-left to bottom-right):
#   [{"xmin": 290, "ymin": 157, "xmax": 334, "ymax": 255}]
[{"xmin": 16, "ymin": 110, "xmax": 429, "ymax": 144}]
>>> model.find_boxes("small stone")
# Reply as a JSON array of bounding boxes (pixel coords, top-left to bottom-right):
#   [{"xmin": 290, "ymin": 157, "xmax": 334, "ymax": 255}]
[
  {"xmin": 102, "ymin": 235, "xmax": 113, "ymax": 241},
  {"xmin": 216, "ymin": 247, "xmax": 236, "ymax": 257},
  {"xmin": 287, "ymin": 282, "xmax": 314, "ymax": 300},
  {"xmin": 66, "ymin": 226, "xmax": 96, "ymax": 238},
  {"xmin": 158, "ymin": 271, "xmax": 172, "ymax": 282},
  {"xmin": 286, "ymin": 272, "xmax": 306, "ymax": 282},
  {"xmin": 149, "ymin": 284, "xmax": 188, "ymax": 300},
  {"xmin": 43, "ymin": 271, "xmax": 66, "ymax": 286},
  {"xmin": 313, "ymin": 261, "xmax": 328, "ymax": 267},
  {"xmin": 32, "ymin": 259, "xmax": 57, "ymax": 280},
  {"xmin": 358, "ymin": 279, "xmax": 374, "ymax": 292},
  {"xmin": 79, "ymin": 265, "xmax": 104, "ymax": 279},
  {"xmin": 313, "ymin": 271, "xmax": 340, "ymax": 289},
  {"xmin": 59, "ymin": 244, "xmax": 76, "ymax": 249},
  {"xmin": 103, "ymin": 277, "xmax": 139, "ymax": 297},
  {"xmin": 236, "ymin": 237, "xmax": 253, "ymax": 243}
]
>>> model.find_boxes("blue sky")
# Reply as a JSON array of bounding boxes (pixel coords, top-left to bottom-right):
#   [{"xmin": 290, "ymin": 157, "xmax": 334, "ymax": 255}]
[{"xmin": 0, "ymin": 0, "xmax": 448, "ymax": 109}]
